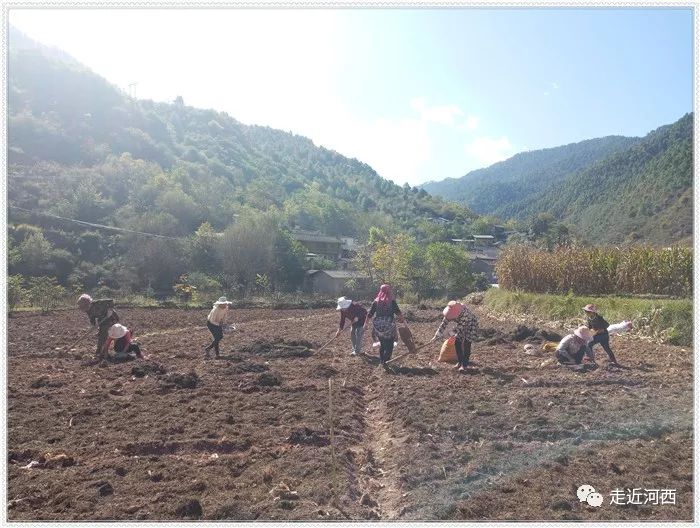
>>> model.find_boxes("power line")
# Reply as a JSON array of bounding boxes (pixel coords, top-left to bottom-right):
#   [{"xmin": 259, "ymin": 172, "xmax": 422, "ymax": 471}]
[{"xmin": 8, "ymin": 205, "xmax": 185, "ymax": 241}]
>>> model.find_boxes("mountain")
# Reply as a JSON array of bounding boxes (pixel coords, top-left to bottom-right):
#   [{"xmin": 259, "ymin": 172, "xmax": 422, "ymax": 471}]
[
  {"xmin": 8, "ymin": 28, "xmax": 480, "ymax": 236},
  {"xmin": 423, "ymin": 114, "xmax": 693, "ymax": 246},
  {"xmin": 527, "ymin": 113, "xmax": 693, "ymax": 245},
  {"xmin": 7, "ymin": 28, "xmax": 480, "ymax": 294},
  {"xmin": 422, "ymin": 135, "xmax": 641, "ymax": 218}
]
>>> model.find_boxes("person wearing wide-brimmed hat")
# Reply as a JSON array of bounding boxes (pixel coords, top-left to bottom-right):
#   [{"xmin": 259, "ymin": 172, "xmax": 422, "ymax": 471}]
[
  {"xmin": 582, "ymin": 304, "xmax": 619, "ymax": 365},
  {"xmin": 203, "ymin": 296, "xmax": 233, "ymax": 359},
  {"xmin": 434, "ymin": 300, "xmax": 479, "ymax": 372},
  {"xmin": 76, "ymin": 293, "xmax": 119, "ymax": 361},
  {"xmin": 106, "ymin": 323, "xmax": 142, "ymax": 360},
  {"xmin": 335, "ymin": 296, "xmax": 368, "ymax": 356},
  {"xmin": 555, "ymin": 326, "xmax": 592, "ymax": 365}
]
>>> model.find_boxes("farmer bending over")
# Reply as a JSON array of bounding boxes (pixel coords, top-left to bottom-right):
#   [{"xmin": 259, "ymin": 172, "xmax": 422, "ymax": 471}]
[
  {"xmin": 335, "ymin": 296, "xmax": 367, "ymax": 356},
  {"xmin": 434, "ymin": 300, "xmax": 479, "ymax": 372},
  {"xmin": 204, "ymin": 296, "xmax": 232, "ymax": 359},
  {"xmin": 106, "ymin": 324, "xmax": 143, "ymax": 360},
  {"xmin": 555, "ymin": 326, "xmax": 592, "ymax": 366},
  {"xmin": 583, "ymin": 304, "xmax": 620, "ymax": 365},
  {"xmin": 77, "ymin": 294, "xmax": 119, "ymax": 361}
]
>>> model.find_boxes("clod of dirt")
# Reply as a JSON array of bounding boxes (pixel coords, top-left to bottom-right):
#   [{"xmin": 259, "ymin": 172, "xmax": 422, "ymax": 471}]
[
  {"xmin": 210, "ymin": 501, "xmax": 255, "ymax": 520},
  {"xmin": 278, "ymin": 500, "xmax": 296, "ymax": 510},
  {"xmin": 257, "ymin": 372, "xmax": 282, "ymax": 387},
  {"xmin": 161, "ymin": 372, "xmax": 199, "ymax": 390},
  {"xmin": 115, "ymin": 467, "xmax": 127, "ymax": 477},
  {"xmin": 30, "ymin": 377, "xmax": 64, "ymax": 389},
  {"xmin": 286, "ymin": 427, "xmax": 330, "ymax": 447},
  {"xmin": 551, "ymin": 499, "xmax": 572, "ymax": 511},
  {"xmin": 360, "ymin": 492, "xmax": 378, "ymax": 507},
  {"xmin": 240, "ymin": 339, "xmax": 314, "ymax": 358},
  {"xmin": 609, "ymin": 462, "xmax": 625, "ymax": 474},
  {"xmin": 131, "ymin": 362, "xmax": 166, "ymax": 378},
  {"xmin": 97, "ymin": 482, "xmax": 114, "ymax": 496},
  {"xmin": 509, "ymin": 326, "xmax": 538, "ymax": 341},
  {"xmin": 175, "ymin": 499, "xmax": 203, "ymax": 519},
  {"xmin": 536, "ymin": 329, "xmax": 562, "ymax": 342},
  {"xmin": 312, "ymin": 365, "xmax": 338, "ymax": 378},
  {"xmin": 285, "ymin": 339, "xmax": 315, "ymax": 348}
]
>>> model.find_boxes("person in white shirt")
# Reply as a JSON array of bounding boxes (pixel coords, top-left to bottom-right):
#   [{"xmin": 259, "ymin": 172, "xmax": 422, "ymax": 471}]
[
  {"xmin": 204, "ymin": 296, "xmax": 232, "ymax": 358},
  {"xmin": 555, "ymin": 326, "xmax": 592, "ymax": 365}
]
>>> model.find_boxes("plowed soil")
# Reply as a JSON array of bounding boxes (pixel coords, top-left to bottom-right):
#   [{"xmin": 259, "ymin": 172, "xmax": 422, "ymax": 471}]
[{"xmin": 7, "ymin": 305, "xmax": 693, "ymax": 520}]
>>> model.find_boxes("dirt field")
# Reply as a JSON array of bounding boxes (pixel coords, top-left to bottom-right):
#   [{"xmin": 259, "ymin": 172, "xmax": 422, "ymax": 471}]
[{"xmin": 7, "ymin": 305, "xmax": 693, "ymax": 520}]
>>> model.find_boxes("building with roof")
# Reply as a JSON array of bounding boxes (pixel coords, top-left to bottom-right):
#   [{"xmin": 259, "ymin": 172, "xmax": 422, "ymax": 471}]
[
  {"xmin": 305, "ymin": 270, "xmax": 371, "ymax": 295},
  {"xmin": 292, "ymin": 231, "xmax": 343, "ymax": 260}
]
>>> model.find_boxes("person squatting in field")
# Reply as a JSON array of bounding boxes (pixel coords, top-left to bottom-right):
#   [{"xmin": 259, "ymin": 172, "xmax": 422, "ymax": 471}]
[
  {"xmin": 435, "ymin": 300, "xmax": 479, "ymax": 372},
  {"xmin": 77, "ymin": 294, "xmax": 119, "ymax": 361},
  {"xmin": 204, "ymin": 296, "xmax": 233, "ymax": 359},
  {"xmin": 555, "ymin": 326, "xmax": 592, "ymax": 366},
  {"xmin": 364, "ymin": 284, "xmax": 405, "ymax": 366},
  {"xmin": 583, "ymin": 304, "xmax": 620, "ymax": 365},
  {"xmin": 335, "ymin": 296, "xmax": 367, "ymax": 356},
  {"xmin": 105, "ymin": 323, "xmax": 142, "ymax": 360}
]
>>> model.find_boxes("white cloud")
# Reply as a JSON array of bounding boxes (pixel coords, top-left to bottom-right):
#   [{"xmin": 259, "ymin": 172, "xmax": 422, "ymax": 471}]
[
  {"xmin": 465, "ymin": 136, "xmax": 515, "ymax": 167},
  {"xmin": 544, "ymin": 91, "xmax": 550, "ymax": 96},
  {"xmin": 410, "ymin": 96, "xmax": 463, "ymax": 125},
  {"xmin": 552, "ymin": 82, "xmax": 559, "ymax": 89}
]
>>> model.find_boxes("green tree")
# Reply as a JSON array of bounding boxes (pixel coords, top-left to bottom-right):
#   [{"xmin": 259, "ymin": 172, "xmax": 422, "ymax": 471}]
[
  {"xmin": 26, "ymin": 276, "xmax": 67, "ymax": 314},
  {"xmin": 8, "ymin": 275, "xmax": 25, "ymax": 312},
  {"xmin": 425, "ymin": 242, "xmax": 474, "ymax": 297}
]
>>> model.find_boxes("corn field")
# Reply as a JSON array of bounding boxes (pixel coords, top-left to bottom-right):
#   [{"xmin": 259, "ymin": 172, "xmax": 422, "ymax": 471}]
[{"xmin": 496, "ymin": 245, "xmax": 693, "ymax": 297}]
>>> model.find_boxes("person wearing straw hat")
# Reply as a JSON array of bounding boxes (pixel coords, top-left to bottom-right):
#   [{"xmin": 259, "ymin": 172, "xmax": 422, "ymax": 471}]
[
  {"xmin": 555, "ymin": 326, "xmax": 592, "ymax": 365},
  {"xmin": 106, "ymin": 323, "xmax": 142, "ymax": 360},
  {"xmin": 335, "ymin": 296, "xmax": 368, "ymax": 356},
  {"xmin": 364, "ymin": 284, "xmax": 405, "ymax": 366},
  {"xmin": 76, "ymin": 293, "xmax": 119, "ymax": 361},
  {"xmin": 582, "ymin": 304, "xmax": 619, "ymax": 365},
  {"xmin": 434, "ymin": 300, "xmax": 479, "ymax": 372},
  {"xmin": 203, "ymin": 296, "xmax": 233, "ymax": 359}
]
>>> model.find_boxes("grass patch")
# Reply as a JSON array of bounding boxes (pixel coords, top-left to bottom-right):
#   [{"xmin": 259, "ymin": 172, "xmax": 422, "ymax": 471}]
[{"xmin": 484, "ymin": 288, "xmax": 692, "ymax": 346}]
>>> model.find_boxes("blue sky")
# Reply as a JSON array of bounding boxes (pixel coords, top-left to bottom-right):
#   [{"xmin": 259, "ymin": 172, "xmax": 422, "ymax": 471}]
[{"xmin": 10, "ymin": 8, "xmax": 693, "ymax": 186}]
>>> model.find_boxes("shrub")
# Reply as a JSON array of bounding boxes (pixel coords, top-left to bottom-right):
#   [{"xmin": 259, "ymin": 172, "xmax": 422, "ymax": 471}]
[
  {"xmin": 26, "ymin": 276, "xmax": 67, "ymax": 314},
  {"xmin": 8, "ymin": 275, "xmax": 25, "ymax": 312}
]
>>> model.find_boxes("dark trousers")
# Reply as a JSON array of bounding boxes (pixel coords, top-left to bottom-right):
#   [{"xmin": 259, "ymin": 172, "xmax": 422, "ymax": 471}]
[
  {"xmin": 95, "ymin": 313, "xmax": 119, "ymax": 359},
  {"xmin": 455, "ymin": 337, "xmax": 472, "ymax": 368},
  {"xmin": 557, "ymin": 346, "xmax": 586, "ymax": 365},
  {"xmin": 205, "ymin": 321, "xmax": 224, "ymax": 355},
  {"xmin": 379, "ymin": 338, "xmax": 395, "ymax": 363},
  {"xmin": 589, "ymin": 331, "xmax": 617, "ymax": 363},
  {"xmin": 115, "ymin": 343, "xmax": 142, "ymax": 358}
]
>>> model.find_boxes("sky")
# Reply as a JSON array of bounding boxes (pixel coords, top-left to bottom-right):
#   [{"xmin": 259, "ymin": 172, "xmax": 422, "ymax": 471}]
[{"xmin": 9, "ymin": 8, "xmax": 694, "ymax": 186}]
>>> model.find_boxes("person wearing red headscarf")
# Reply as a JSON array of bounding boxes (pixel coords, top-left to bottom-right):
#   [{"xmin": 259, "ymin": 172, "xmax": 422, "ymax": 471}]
[{"xmin": 364, "ymin": 284, "xmax": 404, "ymax": 365}]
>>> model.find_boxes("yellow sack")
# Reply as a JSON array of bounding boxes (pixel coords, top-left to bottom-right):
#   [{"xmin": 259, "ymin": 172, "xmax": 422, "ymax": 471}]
[
  {"xmin": 541, "ymin": 341, "xmax": 558, "ymax": 353},
  {"xmin": 438, "ymin": 336, "xmax": 457, "ymax": 363}
]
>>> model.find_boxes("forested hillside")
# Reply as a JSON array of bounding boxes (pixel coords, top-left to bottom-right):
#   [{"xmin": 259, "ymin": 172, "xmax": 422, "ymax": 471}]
[
  {"xmin": 526, "ymin": 113, "xmax": 693, "ymax": 245},
  {"xmin": 8, "ymin": 27, "xmax": 479, "ymax": 296},
  {"xmin": 423, "ymin": 113, "xmax": 692, "ymax": 246},
  {"xmin": 422, "ymin": 135, "xmax": 640, "ymax": 216}
]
